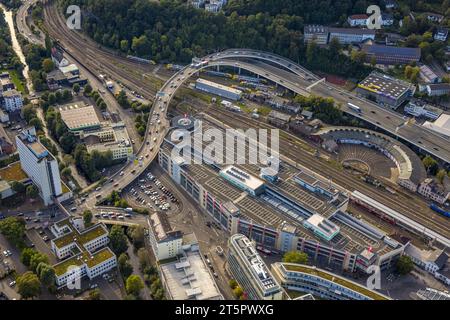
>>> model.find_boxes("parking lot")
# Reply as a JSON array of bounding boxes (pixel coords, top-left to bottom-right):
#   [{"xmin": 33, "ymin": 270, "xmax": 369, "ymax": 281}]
[
  {"xmin": 124, "ymin": 171, "xmax": 180, "ymax": 214},
  {"xmin": 59, "ymin": 269, "xmax": 123, "ymax": 300},
  {"xmin": 0, "ymin": 234, "xmax": 25, "ymax": 300},
  {"xmin": 26, "ymin": 228, "xmax": 57, "ymax": 264}
]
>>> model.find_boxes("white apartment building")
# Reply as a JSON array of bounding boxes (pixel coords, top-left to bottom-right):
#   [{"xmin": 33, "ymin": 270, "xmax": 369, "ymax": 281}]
[
  {"xmin": 418, "ymin": 178, "xmax": 450, "ymax": 205},
  {"xmin": 404, "ymin": 244, "xmax": 448, "ymax": 274},
  {"xmin": 147, "ymin": 212, "xmax": 183, "ymax": 261},
  {"xmin": 83, "ymin": 122, "xmax": 133, "ymax": 161},
  {"xmin": 228, "ymin": 234, "xmax": 283, "ymax": 300},
  {"xmin": 16, "ymin": 127, "xmax": 63, "ymax": 206},
  {"xmin": 50, "ymin": 218, "xmax": 117, "ymax": 288},
  {"xmin": 2, "ymin": 90, "xmax": 23, "ymax": 112},
  {"xmin": 303, "ymin": 25, "xmax": 329, "ymax": 45},
  {"xmin": 404, "ymin": 100, "xmax": 443, "ymax": 120}
]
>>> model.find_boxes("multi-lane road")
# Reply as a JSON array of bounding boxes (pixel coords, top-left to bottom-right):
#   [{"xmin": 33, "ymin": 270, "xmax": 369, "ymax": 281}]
[
  {"xmin": 22, "ymin": 1, "xmax": 448, "ymax": 240},
  {"xmin": 16, "ymin": 0, "xmax": 44, "ymax": 45},
  {"xmin": 209, "ymin": 49, "xmax": 450, "ymax": 165}
]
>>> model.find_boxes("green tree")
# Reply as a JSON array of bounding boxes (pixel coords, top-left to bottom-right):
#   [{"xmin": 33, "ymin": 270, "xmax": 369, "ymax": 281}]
[
  {"xmin": 128, "ymin": 226, "xmax": 145, "ymax": 249},
  {"xmin": 37, "ymin": 263, "xmax": 56, "ymax": 288},
  {"xmin": 62, "ymin": 89, "xmax": 72, "ymax": 101},
  {"xmin": 20, "ymin": 248, "xmax": 38, "ymax": 267},
  {"xmin": 48, "ymin": 93, "xmax": 56, "ymax": 105},
  {"xmin": 350, "ymin": 50, "xmax": 366, "ymax": 64},
  {"xmin": 116, "ymin": 90, "xmax": 129, "ymax": 108},
  {"xmin": 0, "ymin": 217, "xmax": 26, "ymax": 248},
  {"xmin": 84, "ymin": 84, "xmax": 93, "ymax": 95},
  {"xmin": 16, "ymin": 271, "xmax": 41, "ymax": 299},
  {"xmin": 233, "ymin": 286, "xmax": 244, "ymax": 299},
  {"xmin": 83, "ymin": 210, "xmax": 93, "ymax": 226},
  {"xmin": 61, "ymin": 167, "xmax": 72, "ymax": 177},
  {"xmin": 282, "ymin": 251, "xmax": 309, "ymax": 264},
  {"xmin": 88, "ymin": 288, "xmax": 101, "ymax": 300},
  {"xmin": 22, "ymin": 105, "xmax": 36, "ymax": 123},
  {"xmin": 29, "ymin": 118, "xmax": 44, "ymax": 131},
  {"xmin": 120, "ymin": 40, "xmax": 129, "ymax": 52},
  {"xmin": 73, "ymin": 83, "xmax": 80, "ymax": 94},
  {"xmin": 436, "ymin": 169, "xmax": 447, "ymax": 184},
  {"xmin": 118, "ymin": 253, "xmax": 133, "ymax": 279},
  {"xmin": 423, "ymin": 155, "xmax": 438, "ymax": 175},
  {"xmin": 229, "ymin": 279, "xmax": 238, "ymax": 289},
  {"xmin": 26, "ymin": 185, "xmax": 39, "ymax": 199},
  {"xmin": 329, "ymin": 37, "xmax": 341, "ymax": 55},
  {"xmin": 10, "ymin": 181, "xmax": 26, "ymax": 193},
  {"xmin": 109, "ymin": 225, "xmax": 129, "ymax": 255},
  {"xmin": 42, "ymin": 58, "xmax": 54, "ymax": 73},
  {"xmin": 137, "ymin": 247, "xmax": 149, "ymax": 268},
  {"xmin": 396, "ymin": 255, "xmax": 414, "ymax": 275},
  {"xmin": 29, "ymin": 252, "xmax": 49, "ymax": 273},
  {"xmin": 126, "ymin": 275, "xmax": 144, "ymax": 297}
]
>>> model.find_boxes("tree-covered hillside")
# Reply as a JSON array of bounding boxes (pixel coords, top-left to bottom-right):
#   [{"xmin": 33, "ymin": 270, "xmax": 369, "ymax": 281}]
[{"xmin": 57, "ymin": 0, "xmax": 380, "ymax": 78}]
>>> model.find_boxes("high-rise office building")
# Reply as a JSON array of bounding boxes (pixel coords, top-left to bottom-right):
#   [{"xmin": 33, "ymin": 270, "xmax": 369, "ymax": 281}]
[{"xmin": 16, "ymin": 127, "xmax": 63, "ymax": 205}]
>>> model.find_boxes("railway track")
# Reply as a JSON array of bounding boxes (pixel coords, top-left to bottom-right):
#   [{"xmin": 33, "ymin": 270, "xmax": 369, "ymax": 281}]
[
  {"xmin": 192, "ymin": 104, "xmax": 450, "ymax": 238},
  {"xmin": 43, "ymin": 1, "xmax": 161, "ymax": 100},
  {"xmin": 43, "ymin": 1, "xmax": 449, "ymax": 239}
]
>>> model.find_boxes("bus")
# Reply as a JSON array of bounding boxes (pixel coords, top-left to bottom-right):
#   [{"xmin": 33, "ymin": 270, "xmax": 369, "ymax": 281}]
[{"xmin": 348, "ymin": 102, "xmax": 361, "ymax": 113}]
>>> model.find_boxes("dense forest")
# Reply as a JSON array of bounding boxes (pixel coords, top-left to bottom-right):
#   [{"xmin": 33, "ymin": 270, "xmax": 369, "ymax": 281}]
[
  {"xmin": 0, "ymin": 0, "xmax": 22, "ymax": 9},
  {"xmin": 57, "ymin": 0, "xmax": 388, "ymax": 78}
]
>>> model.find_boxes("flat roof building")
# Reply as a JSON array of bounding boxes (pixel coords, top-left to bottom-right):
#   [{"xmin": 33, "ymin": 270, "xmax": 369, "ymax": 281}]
[
  {"xmin": 304, "ymin": 25, "xmax": 329, "ymax": 45},
  {"xmin": 50, "ymin": 218, "xmax": 116, "ymax": 288},
  {"xmin": 84, "ymin": 122, "xmax": 133, "ymax": 160},
  {"xmin": 362, "ymin": 44, "xmax": 421, "ymax": 65},
  {"xmin": 267, "ymin": 110, "xmax": 292, "ymax": 128},
  {"xmin": 416, "ymin": 288, "xmax": 450, "ymax": 300},
  {"xmin": 303, "ymin": 214, "xmax": 340, "ymax": 241},
  {"xmin": 195, "ymin": 78, "xmax": 243, "ymax": 101},
  {"xmin": 434, "ymin": 27, "xmax": 449, "ymax": 42},
  {"xmin": 405, "ymin": 99, "xmax": 443, "ymax": 120},
  {"xmin": 159, "ymin": 247, "xmax": 224, "ymax": 300},
  {"xmin": 228, "ymin": 234, "xmax": 283, "ymax": 300},
  {"xmin": 356, "ymin": 72, "xmax": 415, "ymax": 109},
  {"xmin": 219, "ymin": 165, "xmax": 265, "ymax": 196},
  {"xmin": 2, "ymin": 90, "xmax": 23, "ymax": 112},
  {"xmin": 423, "ymin": 113, "xmax": 450, "ymax": 138},
  {"xmin": 419, "ymin": 65, "xmax": 440, "ymax": 84},
  {"xmin": 16, "ymin": 127, "xmax": 65, "ymax": 206},
  {"xmin": 404, "ymin": 243, "xmax": 448, "ymax": 274},
  {"xmin": 147, "ymin": 211, "xmax": 183, "ymax": 261},
  {"xmin": 58, "ymin": 103, "xmax": 101, "ymax": 133},
  {"xmin": 328, "ymin": 28, "xmax": 376, "ymax": 45},
  {"xmin": 426, "ymin": 83, "xmax": 450, "ymax": 97},
  {"xmin": 271, "ymin": 263, "xmax": 390, "ymax": 300},
  {"xmin": 158, "ymin": 118, "xmax": 406, "ymax": 274}
]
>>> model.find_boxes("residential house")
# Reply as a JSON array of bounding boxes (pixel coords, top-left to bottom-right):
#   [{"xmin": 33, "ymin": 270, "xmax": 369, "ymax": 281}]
[
  {"xmin": 348, "ymin": 14, "xmax": 369, "ymax": 27},
  {"xmin": 434, "ymin": 27, "xmax": 449, "ymax": 42}
]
